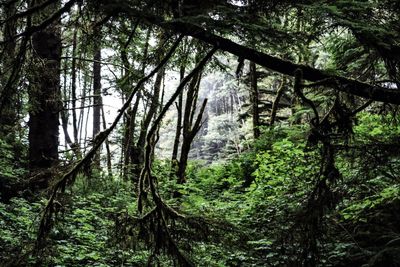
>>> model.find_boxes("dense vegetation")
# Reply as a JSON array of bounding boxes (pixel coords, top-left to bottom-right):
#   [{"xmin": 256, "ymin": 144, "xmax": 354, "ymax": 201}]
[{"xmin": 1, "ymin": 0, "xmax": 400, "ymax": 266}]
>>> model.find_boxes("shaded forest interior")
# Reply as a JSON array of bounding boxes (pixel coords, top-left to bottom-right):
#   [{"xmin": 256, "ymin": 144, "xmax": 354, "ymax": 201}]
[{"xmin": 1, "ymin": 0, "xmax": 400, "ymax": 266}]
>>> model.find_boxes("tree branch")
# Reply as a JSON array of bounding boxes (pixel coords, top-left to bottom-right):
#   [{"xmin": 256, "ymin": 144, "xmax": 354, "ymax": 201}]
[
  {"xmin": 110, "ymin": 8, "xmax": 400, "ymax": 104},
  {"xmin": 0, "ymin": 0, "xmax": 78, "ymax": 44}
]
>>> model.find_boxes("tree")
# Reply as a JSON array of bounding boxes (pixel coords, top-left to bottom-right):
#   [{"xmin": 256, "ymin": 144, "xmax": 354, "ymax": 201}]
[
  {"xmin": 176, "ymin": 65, "xmax": 206, "ymax": 185},
  {"xmin": 28, "ymin": 0, "xmax": 62, "ymax": 171},
  {"xmin": 101, "ymin": 2, "xmax": 399, "ymax": 103},
  {"xmin": 0, "ymin": 0, "xmax": 17, "ymax": 140},
  {"xmin": 249, "ymin": 62, "xmax": 260, "ymax": 138},
  {"xmin": 121, "ymin": 26, "xmax": 151, "ymax": 181},
  {"xmin": 92, "ymin": 25, "xmax": 102, "ymax": 168}
]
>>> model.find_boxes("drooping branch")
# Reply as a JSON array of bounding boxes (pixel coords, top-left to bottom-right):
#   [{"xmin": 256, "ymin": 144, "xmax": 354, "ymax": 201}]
[
  {"xmin": 138, "ymin": 47, "xmax": 217, "ymax": 213},
  {"xmin": 294, "ymin": 69, "xmax": 320, "ymax": 125},
  {"xmin": 135, "ymin": 46, "xmax": 216, "ymax": 267}
]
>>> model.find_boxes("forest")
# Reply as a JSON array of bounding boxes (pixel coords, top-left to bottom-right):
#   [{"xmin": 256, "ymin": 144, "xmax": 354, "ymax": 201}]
[{"xmin": 0, "ymin": 0, "xmax": 400, "ymax": 266}]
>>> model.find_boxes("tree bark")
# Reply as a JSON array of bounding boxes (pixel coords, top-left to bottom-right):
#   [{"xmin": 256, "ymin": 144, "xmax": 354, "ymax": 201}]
[
  {"xmin": 122, "ymin": 27, "xmax": 151, "ymax": 180},
  {"xmin": 176, "ymin": 69, "xmax": 206, "ymax": 186},
  {"xmin": 176, "ymin": 97, "xmax": 207, "ymax": 186},
  {"xmin": 132, "ymin": 33, "xmax": 166, "ymax": 178},
  {"xmin": 28, "ymin": 0, "xmax": 61, "ymax": 170},
  {"xmin": 0, "ymin": 0, "xmax": 17, "ymax": 139},
  {"xmin": 92, "ymin": 28, "xmax": 102, "ymax": 168},
  {"xmin": 61, "ymin": 108, "xmax": 80, "ymax": 157},
  {"xmin": 138, "ymin": 47, "xmax": 215, "ymax": 208},
  {"xmin": 101, "ymin": 105, "xmax": 112, "ymax": 177},
  {"xmin": 133, "ymin": 67, "xmax": 164, "ymax": 176}
]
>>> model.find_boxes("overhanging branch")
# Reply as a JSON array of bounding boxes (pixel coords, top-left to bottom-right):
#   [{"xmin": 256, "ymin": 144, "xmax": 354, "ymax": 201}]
[
  {"xmin": 111, "ymin": 7, "xmax": 400, "ymax": 104},
  {"xmin": 163, "ymin": 21, "xmax": 400, "ymax": 104}
]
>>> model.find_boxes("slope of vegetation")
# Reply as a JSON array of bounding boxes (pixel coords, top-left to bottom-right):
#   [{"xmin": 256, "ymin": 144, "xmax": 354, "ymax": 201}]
[{"xmin": 1, "ymin": 113, "xmax": 399, "ymax": 266}]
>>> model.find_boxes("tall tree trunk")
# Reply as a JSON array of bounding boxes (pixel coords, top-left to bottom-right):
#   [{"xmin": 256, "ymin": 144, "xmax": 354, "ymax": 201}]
[
  {"xmin": 61, "ymin": 109, "xmax": 78, "ymax": 156},
  {"xmin": 171, "ymin": 66, "xmax": 185, "ymax": 168},
  {"xmin": 92, "ymin": 29, "xmax": 102, "ymax": 168},
  {"xmin": 28, "ymin": 0, "xmax": 61, "ymax": 170},
  {"xmin": 138, "ymin": 47, "xmax": 216, "ymax": 205},
  {"xmin": 101, "ymin": 105, "xmax": 112, "ymax": 177},
  {"xmin": 71, "ymin": 27, "xmax": 79, "ymax": 144},
  {"xmin": 176, "ymin": 69, "xmax": 206, "ymax": 186},
  {"xmin": 176, "ymin": 97, "xmax": 207, "ymax": 185},
  {"xmin": 250, "ymin": 62, "xmax": 260, "ymax": 138},
  {"xmin": 133, "ymin": 67, "xmax": 164, "ymax": 176},
  {"xmin": 60, "ymin": 52, "xmax": 81, "ymax": 159},
  {"xmin": 0, "ymin": 0, "xmax": 17, "ymax": 140},
  {"xmin": 122, "ymin": 27, "xmax": 151, "ymax": 180},
  {"xmin": 131, "ymin": 32, "xmax": 166, "ymax": 179},
  {"xmin": 78, "ymin": 63, "xmax": 89, "ymax": 148}
]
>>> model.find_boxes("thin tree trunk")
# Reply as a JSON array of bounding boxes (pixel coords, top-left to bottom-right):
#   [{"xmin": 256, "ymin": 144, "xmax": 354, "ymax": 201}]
[
  {"xmin": 176, "ymin": 98, "xmax": 207, "ymax": 185},
  {"xmin": 270, "ymin": 78, "xmax": 286, "ymax": 126},
  {"xmin": 171, "ymin": 65, "xmax": 185, "ymax": 168},
  {"xmin": 138, "ymin": 47, "xmax": 216, "ymax": 207},
  {"xmin": 92, "ymin": 28, "xmax": 102, "ymax": 168},
  {"xmin": 62, "ymin": 54, "xmax": 70, "ymax": 150},
  {"xmin": 71, "ymin": 27, "xmax": 79, "ymax": 144},
  {"xmin": 83, "ymin": 79, "xmax": 91, "ymax": 153},
  {"xmin": 61, "ymin": 109, "xmax": 80, "ymax": 157},
  {"xmin": 175, "ymin": 66, "xmax": 205, "ymax": 186},
  {"xmin": 101, "ymin": 105, "xmax": 112, "ymax": 177},
  {"xmin": 250, "ymin": 61, "xmax": 260, "ymax": 138},
  {"xmin": 134, "ymin": 67, "xmax": 164, "ymax": 175},
  {"xmin": 132, "ymin": 32, "xmax": 166, "ymax": 178},
  {"xmin": 122, "ymin": 27, "xmax": 151, "ymax": 180}
]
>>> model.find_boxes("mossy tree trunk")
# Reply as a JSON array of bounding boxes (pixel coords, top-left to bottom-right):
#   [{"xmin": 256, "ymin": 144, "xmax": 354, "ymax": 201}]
[
  {"xmin": 176, "ymin": 67, "xmax": 207, "ymax": 186},
  {"xmin": 28, "ymin": 0, "xmax": 61, "ymax": 171},
  {"xmin": 0, "ymin": 0, "xmax": 20, "ymax": 146}
]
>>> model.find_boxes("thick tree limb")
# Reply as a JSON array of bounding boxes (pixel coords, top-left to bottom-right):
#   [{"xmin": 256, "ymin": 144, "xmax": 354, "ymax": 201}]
[
  {"xmin": 1, "ymin": 0, "xmax": 58, "ymax": 24},
  {"xmin": 166, "ymin": 21, "xmax": 400, "ymax": 104},
  {"xmin": 109, "ymin": 7, "xmax": 400, "ymax": 104},
  {"xmin": 0, "ymin": 0, "xmax": 78, "ymax": 44}
]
